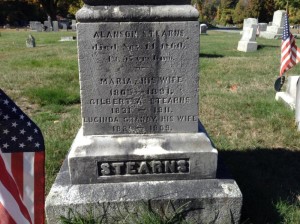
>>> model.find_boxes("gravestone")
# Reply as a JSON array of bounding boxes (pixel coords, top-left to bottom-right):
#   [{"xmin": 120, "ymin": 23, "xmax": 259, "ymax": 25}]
[
  {"xmin": 71, "ymin": 20, "xmax": 76, "ymax": 31},
  {"xmin": 200, "ymin": 24, "xmax": 208, "ymax": 34},
  {"xmin": 26, "ymin": 34, "xmax": 36, "ymax": 48},
  {"xmin": 35, "ymin": 22, "xmax": 43, "ymax": 32},
  {"xmin": 237, "ymin": 24, "xmax": 258, "ymax": 52},
  {"xmin": 60, "ymin": 36, "xmax": 76, "ymax": 41},
  {"xmin": 46, "ymin": 0, "xmax": 242, "ymax": 223},
  {"xmin": 29, "ymin": 21, "xmax": 38, "ymax": 30},
  {"xmin": 275, "ymin": 76, "xmax": 300, "ymax": 110},
  {"xmin": 258, "ymin": 23, "xmax": 268, "ymax": 32},
  {"xmin": 61, "ymin": 23, "xmax": 67, "ymax": 31},
  {"xmin": 44, "ymin": 21, "xmax": 51, "ymax": 32},
  {"xmin": 240, "ymin": 18, "xmax": 258, "ymax": 35},
  {"xmin": 260, "ymin": 10, "xmax": 286, "ymax": 39},
  {"xmin": 52, "ymin": 21, "xmax": 59, "ymax": 32}
]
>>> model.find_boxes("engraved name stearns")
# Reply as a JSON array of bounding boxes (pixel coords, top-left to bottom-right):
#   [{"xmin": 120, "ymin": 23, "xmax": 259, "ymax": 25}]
[{"xmin": 98, "ymin": 159, "xmax": 189, "ymax": 176}]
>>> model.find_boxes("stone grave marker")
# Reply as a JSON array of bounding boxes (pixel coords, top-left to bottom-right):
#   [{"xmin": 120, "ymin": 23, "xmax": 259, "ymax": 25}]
[
  {"xmin": 260, "ymin": 10, "xmax": 286, "ymax": 39},
  {"xmin": 237, "ymin": 24, "xmax": 258, "ymax": 52},
  {"xmin": 240, "ymin": 18, "xmax": 258, "ymax": 35},
  {"xmin": 29, "ymin": 21, "xmax": 38, "ymax": 30},
  {"xmin": 60, "ymin": 36, "xmax": 76, "ymax": 41},
  {"xmin": 200, "ymin": 24, "xmax": 208, "ymax": 34},
  {"xmin": 61, "ymin": 23, "xmax": 67, "ymax": 31},
  {"xmin": 276, "ymin": 76, "xmax": 300, "ymax": 110},
  {"xmin": 26, "ymin": 34, "xmax": 36, "ymax": 48},
  {"xmin": 46, "ymin": 0, "xmax": 242, "ymax": 223},
  {"xmin": 71, "ymin": 20, "xmax": 76, "ymax": 31},
  {"xmin": 35, "ymin": 22, "xmax": 43, "ymax": 32},
  {"xmin": 258, "ymin": 23, "xmax": 268, "ymax": 32},
  {"xmin": 52, "ymin": 21, "xmax": 59, "ymax": 32}
]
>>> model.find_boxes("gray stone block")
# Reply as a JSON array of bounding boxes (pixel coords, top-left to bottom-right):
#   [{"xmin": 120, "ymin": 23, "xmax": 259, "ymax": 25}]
[
  {"xmin": 78, "ymin": 21, "xmax": 200, "ymax": 135},
  {"xmin": 68, "ymin": 128, "xmax": 218, "ymax": 184},
  {"xmin": 83, "ymin": 0, "xmax": 191, "ymax": 5},
  {"xmin": 76, "ymin": 5, "xmax": 199, "ymax": 22},
  {"xmin": 237, "ymin": 41, "xmax": 257, "ymax": 52},
  {"xmin": 46, "ymin": 158, "xmax": 243, "ymax": 224},
  {"xmin": 53, "ymin": 21, "xmax": 59, "ymax": 32}
]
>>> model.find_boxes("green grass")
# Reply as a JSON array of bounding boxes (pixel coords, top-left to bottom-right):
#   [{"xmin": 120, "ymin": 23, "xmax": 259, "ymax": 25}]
[{"xmin": 0, "ymin": 29, "xmax": 300, "ymax": 223}]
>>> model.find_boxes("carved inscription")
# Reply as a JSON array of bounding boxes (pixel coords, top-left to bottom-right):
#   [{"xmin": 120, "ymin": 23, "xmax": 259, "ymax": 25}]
[
  {"xmin": 98, "ymin": 159, "xmax": 190, "ymax": 176},
  {"xmin": 78, "ymin": 22, "xmax": 199, "ymax": 134}
]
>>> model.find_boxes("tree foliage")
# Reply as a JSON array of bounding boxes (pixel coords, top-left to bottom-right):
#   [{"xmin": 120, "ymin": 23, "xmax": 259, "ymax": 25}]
[{"xmin": 194, "ymin": 0, "xmax": 300, "ymax": 25}]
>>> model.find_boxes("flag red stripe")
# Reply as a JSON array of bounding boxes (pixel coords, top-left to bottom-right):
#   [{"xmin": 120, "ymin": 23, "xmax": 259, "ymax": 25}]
[
  {"xmin": 34, "ymin": 152, "xmax": 45, "ymax": 224},
  {"xmin": 11, "ymin": 152, "xmax": 24, "ymax": 198},
  {"xmin": 0, "ymin": 203, "xmax": 17, "ymax": 224},
  {"xmin": 0, "ymin": 155, "xmax": 32, "ymax": 224}
]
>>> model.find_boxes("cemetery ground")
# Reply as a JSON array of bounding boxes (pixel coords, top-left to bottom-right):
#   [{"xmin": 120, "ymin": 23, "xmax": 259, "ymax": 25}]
[{"xmin": 0, "ymin": 29, "xmax": 299, "ymax": 223}]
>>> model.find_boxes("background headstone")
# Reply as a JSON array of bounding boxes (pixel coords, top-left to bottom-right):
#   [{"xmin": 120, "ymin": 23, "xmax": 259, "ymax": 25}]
[
  {"xmin": 29, "ymin": 21, "xmax": 38, "ymax": 30},
  {"xmin": 71, "ymin": 20, "xmax": 76, "ymax": 31},
  {"xmin": 61, "ymin": 23, "xmax": 67, "ymax": 31},
  {"xmin": 275, "ymin": 76, "xmax": 300, "ymax": 110},
  {"xmin": 258, "ymin": 23, "xmax": 268, "ymax": 32},
  {"xmin": 260, "ymin": 10, "xmax": 286, "ymax": 39},
  {"xmin": 237, "ymin": 24, "xmax": 258, "ymax": 52},
  {"xmin": 52, "ymin": 21, "xmax": 59, "ymax": 32},
  {"xmin": 200, "ymin": 23, "xmax": 208, "ymax": 34},
  {"xmin": 240, "ymin": 18, "xmax": 258, "ymax": 35},
  {"xmin": 35, "ymin": 22, "xmax": 43, "ymax": 32},
  {"xmin": 26, "ymin": 34, "xmax": 36, "ymax": 48}
]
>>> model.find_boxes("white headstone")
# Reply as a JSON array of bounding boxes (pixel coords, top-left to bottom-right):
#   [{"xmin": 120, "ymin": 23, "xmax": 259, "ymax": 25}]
[
  {"xmin": 272, "ymin": 10, "xmax": 286, "ymax": 27},
  {"xmin": 276, "ymin": 76, "xmax": 300, "ymax": 110},
  {"xmin": 237, "ymin": 24, "xmax": 258, "ymax": 52},
  {"xmin": 200, "ymin": 24, "xmax": 207, "ymax": 34}
]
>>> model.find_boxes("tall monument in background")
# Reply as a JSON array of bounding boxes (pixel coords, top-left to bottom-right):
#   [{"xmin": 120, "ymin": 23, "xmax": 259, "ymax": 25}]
[{"xmin": 46, "ymin": 1, "xmax": 242, "ymax": 223}]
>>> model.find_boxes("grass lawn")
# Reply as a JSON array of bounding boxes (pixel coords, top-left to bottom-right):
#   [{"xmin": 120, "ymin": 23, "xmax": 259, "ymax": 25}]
[{"xmin": 0, "ymin": 29, "xmax": 299, "ymax": 223}]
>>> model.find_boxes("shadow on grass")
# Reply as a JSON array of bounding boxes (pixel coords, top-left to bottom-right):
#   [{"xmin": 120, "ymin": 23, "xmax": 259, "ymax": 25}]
[
  {"xmin": 219, "ymin": 148, "xmax": 300, "ymax": 223},
  {"xmin": 199, "ymin": 53, "xmax": 224, "ymax": 58},
  {"xmin": 257, "ymin": 45, "xmax": 279, "ymax": 50}
]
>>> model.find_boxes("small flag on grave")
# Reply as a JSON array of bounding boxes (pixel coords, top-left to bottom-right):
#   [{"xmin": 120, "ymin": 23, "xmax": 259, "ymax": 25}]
[
  {"xmin": 0, "ymin": 89, "xmax": 45, "ymax": 224},
  {"xmin": 275, "ymin": 11, "xmax": 300, "ymax": 91}
]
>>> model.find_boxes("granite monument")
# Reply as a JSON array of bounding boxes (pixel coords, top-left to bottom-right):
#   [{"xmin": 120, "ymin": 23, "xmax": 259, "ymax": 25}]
[
  {"xmin": 260, "ymin": 10, "xmax": 286, "ymax": 39},
  {"xmin": 46, "ymin": 0, "xmax": 242, "ymax": 223},
  {"xmin": 237, "ymin": 24, "xmax": 258, "ymax": 52}
]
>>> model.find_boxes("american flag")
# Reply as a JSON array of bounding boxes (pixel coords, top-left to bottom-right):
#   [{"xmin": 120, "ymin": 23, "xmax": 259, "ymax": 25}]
[
  {"xmin": 0, "ymin": 89, "xmax": 45, "ymax": 224},
  {"xmin": 280, "ymin": 12, "xmax": 300, "ymax": 76}
]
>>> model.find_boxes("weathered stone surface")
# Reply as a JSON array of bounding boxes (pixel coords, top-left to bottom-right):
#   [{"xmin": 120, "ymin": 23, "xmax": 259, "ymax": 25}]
[
  {"xmin": 260, "ymin": 10, "xmax": 286, "ymax": 39},
  {"xmin": 35, "ymin": 22, "xmax": 43, "ymax": 32},
  {"xmin": 46, "ymin": 159, "xmax": 243, "ymax": 224},
  {"xmin": 52, "ymin": 21, "xmax": 59, "ymax": 32},
  {"xmin": 272, "ymin": 10, "xmax": 286, "ymax": 27},
  {"xmin": 78, "ymin": 21, "xmax": 199, "ymax": 135},
  {"xmin": 237, "ymin": 25, "xmax": 257, "ymax": 52},
  {"xmin": 200, "ymin": 24, "xmax": 207, "ymax": 34},
  {"xmin": 275, "ymin": 75, "xmax": 300, "ymax": 110},
  {"xmin": 258, "ymin": 23, "xmax": 267, "ymax": 32},
  {"xmin": 243, "ymin": 18, "xmax": 258, "ymax": 30},
  {"xmin": 237, "ymin": 41, "xmax": 257, "ymax": 52},
  {"xmin": 26, "ymin": 34, "xmax": 36, "ymax": 48},
  {"xmin": 83, "ymin": 0, "xmax": 191, "ymax": 6},
  {"xmin": 68, "ymin": 128, "xmax": 218, "ymax": 184},
  {"xmin": 76, "ymin": 5, "xmax": 199, "ymax": 22}
]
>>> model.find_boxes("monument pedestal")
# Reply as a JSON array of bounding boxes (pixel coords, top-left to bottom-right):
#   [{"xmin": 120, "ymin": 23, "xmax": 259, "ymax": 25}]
[
  {"xmin": 237, "ymin": 41, "xmax": 257, "ymax": 52},
  {"xmin": 45, "ymin": 1, "xmax": 242, "ymax": 223},
  {"xmin": 46, "ymin": 128, "xmax": 242, "ymax": 224}
]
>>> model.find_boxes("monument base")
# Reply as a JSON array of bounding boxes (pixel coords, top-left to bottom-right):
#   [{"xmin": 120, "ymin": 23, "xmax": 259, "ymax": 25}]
[
  {"xmin": 68, "ymin": 128, "xmax": 218, "ymax": 184},
  {"xmin": 237, "ymin": 41, "xmax": 257, "ymax": 52},
  {"xmin": 259, "ymin": 31, "xmax": 282, "ymax": 39},
  {"xmin": 46, "ymin": 159, "xmax": 242, "ymax": 224},
  {"xmin": 275, "ymin": 75, "xmax": 300, "ymax": 110}
]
